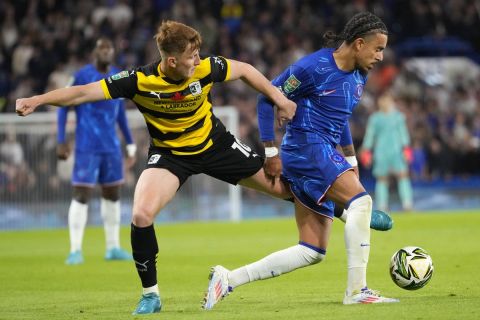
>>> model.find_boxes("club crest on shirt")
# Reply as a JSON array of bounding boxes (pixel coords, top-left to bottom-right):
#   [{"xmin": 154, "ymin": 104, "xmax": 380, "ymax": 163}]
[
  {"xmin": 189, "ymin": 81, "xmax": 202, "ymax": 96},
  {"xmin": 354, "ymin": 84, "xmax": 364, "ymax": 99},
  {"xmin": 283, "ymin": 74, "xmax": 301, "ymax": 94},
  {"xmin": 330, "ymin": 153, "xmax": 345, "ymax": 164},
  {"xmin": 111, "ymin": 70, "xmax": 130, "ymax": 80}
]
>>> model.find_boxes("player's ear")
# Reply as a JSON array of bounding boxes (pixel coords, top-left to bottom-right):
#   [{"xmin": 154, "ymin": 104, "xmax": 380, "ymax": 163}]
[
  {"xmin": 353, "ymin": 37, "xmax": 365, "ymax": 51},
  {"xmin": 167, "ymin": 56, "xmax": 177, "ymax": 68}
]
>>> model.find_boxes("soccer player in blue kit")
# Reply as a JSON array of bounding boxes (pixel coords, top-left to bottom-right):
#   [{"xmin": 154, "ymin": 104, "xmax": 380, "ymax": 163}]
[
  {"xmin": 204, "ymin": 12, "xmax": 399, "ymax": 308},
  {"xmin": 57, "ymin": 38, "xmax": 136, "ymax": 265}
]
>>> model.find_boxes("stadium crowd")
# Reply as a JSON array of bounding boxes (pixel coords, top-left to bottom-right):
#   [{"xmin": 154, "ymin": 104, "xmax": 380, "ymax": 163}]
[{"xmin": 1, "ymin": 0, "xmax": 480, "ymax": 200}]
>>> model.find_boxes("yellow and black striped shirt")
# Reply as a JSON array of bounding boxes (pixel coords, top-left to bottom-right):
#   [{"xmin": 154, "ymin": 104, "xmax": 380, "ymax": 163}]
[{"xmin": 100, "ymin": 56, "xmax": 231, "ymax": 155}]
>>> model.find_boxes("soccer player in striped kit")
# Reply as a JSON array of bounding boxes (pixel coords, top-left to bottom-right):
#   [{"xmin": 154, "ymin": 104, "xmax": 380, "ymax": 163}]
[{"xmin": 16, "ymin": 21, "xmax": 296, "ymax": 314}]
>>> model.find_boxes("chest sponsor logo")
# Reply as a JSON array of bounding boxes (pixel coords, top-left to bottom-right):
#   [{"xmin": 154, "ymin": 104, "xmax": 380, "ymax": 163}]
[
  {"xmin": 148, "ymin": 154, "xmax": 161, "ymax": 164},
  {"xmin": 189, "ymin": 81, "xmax": 202, "ymax": 96},
  {"xmin": 111, "ymin": 70, "xmax": 130, "ymax": 80},
  {"xmin": 283, "ymin": 74, "xmax": 301, "ymax": 94},
  {"xmin": 171, "ymin": 91, "xmax": 185, "ymax": 101}
]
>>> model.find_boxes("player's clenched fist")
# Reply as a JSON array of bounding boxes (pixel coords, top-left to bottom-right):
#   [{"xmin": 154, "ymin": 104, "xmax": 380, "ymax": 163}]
[{"xmin": 16, "ymin": 97, "xmax": 38, "ymax": 116}]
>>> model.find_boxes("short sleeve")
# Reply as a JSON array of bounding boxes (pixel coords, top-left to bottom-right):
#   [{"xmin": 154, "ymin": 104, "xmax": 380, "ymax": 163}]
[
  {"xmin": 271, "ymin": 64, "xmax": 314, "ymax": 100},
  {"xmin": 209, "ymin": 56, "xmax": 230, "ymax": 82},
  {"xmin": 101, "ymin": 70, "xmax": 138, "ymax": 99}
]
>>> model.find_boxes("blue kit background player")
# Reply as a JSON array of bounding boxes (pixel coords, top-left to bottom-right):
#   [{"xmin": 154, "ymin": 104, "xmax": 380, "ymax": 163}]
[
  {"xmin": 57, "ymin": 38, "xmax": 136, "ymax": 265},
  {"xmin": 204, "ymin": 12, "xmax": 398, "ymax": 308}
]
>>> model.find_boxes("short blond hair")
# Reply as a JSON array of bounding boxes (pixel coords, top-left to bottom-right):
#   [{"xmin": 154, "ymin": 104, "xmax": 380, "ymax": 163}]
[{"xmin": 154, "ymin": 20, "xmax": 202, "ymax": 55}]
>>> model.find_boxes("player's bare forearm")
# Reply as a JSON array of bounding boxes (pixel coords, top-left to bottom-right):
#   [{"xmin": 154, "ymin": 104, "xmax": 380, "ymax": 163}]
[
  {"xmin": 341, "ymin": 144, "xmax": 356, "ymax": 157},
  {"xmin": 263, "ymin": 140, "xmax": 276, "ymax": 148},
  {"xmin": 229, "ymin": 60, "xmax": 296, "ymax": 120},
  {"xmin": 16, "ymin": 81, "xmax": 105, "ymax": 116}
]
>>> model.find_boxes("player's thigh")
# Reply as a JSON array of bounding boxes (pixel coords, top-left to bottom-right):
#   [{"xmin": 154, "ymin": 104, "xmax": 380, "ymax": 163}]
[
  {"xmin": 326, "ymin": 170, "xmax": 366, "ymax": 206},
  {"xmin": 72, "ymin": 152, "xmax": 101, "ymax": 186},
  {"xmin": 295, "ymin": 200, "xmax": 332, "ymax": 249},
  {"xmin": 238, "ymin": 168, "xmax": 292, "ymax": 199},
  {"xmin": 133, "ymin": 168, "xmax": 180, "ymax": 220},
  {"xmin": 98, "ymin": 150, "xmax": 124, "ymax": 186},
  {"xmin": 373, "ymin": 158, "xmax": 390, "ymax": 177},
  {"xmin": 203, "ymin": 132, "xmax": 268, "ymax": 187},
  {"xmin": 392, "ymin": 155, "xmax": 408, "ymax": 176}
]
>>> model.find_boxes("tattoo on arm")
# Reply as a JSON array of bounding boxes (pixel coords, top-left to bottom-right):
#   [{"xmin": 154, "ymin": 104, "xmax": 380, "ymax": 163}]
[{"xmin": 341, "ymin": 144, "xmax": 356, "ymax": 157}]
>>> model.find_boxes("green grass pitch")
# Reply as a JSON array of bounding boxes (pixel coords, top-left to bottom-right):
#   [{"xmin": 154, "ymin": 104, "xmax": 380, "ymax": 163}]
[{"xmin": 0, "ymin": 210, "xmax": 479, "ymax": 319}]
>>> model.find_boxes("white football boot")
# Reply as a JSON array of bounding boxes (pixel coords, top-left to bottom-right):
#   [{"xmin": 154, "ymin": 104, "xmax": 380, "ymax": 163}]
[
  {"xmin": 202, "ymin": 265, "xmax": 232, "ymax": 310},
  {"xmin": 343, "ymin": 287, "xmax": 399, "ymax": 304}
]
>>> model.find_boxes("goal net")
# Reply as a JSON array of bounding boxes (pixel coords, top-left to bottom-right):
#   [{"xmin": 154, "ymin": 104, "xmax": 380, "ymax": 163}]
[{"xmin": 0, "ymin": 106, "xmax": 242, "ymax": 229}]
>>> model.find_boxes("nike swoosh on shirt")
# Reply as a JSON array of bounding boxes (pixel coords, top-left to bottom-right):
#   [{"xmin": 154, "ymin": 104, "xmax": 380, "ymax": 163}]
[{"xmin": 321, "ymin": 89, "xmax": 336, "ymax": 96}]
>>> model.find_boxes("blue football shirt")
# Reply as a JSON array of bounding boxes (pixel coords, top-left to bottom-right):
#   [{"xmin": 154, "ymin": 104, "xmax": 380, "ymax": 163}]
[
  {"xmin": 258, "ymin": 48, "xmax": 367, "ymax": 147},
  {"xmin": 57, "ymin": 64, "xmax": 133, "ymax": 153}
]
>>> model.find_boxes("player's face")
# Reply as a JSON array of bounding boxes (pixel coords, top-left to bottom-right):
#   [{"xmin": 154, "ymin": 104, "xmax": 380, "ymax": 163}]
[
  {"xmin": 95, "ymin": 39, "xmax": 115, "ymax": 65},
  {"xmin": 355, "ymin": 33, "xmax": 388, "ymax": 73},
  {"xmin": 174, "ymin": 44, "xmax": 201, "ymax": 78}
]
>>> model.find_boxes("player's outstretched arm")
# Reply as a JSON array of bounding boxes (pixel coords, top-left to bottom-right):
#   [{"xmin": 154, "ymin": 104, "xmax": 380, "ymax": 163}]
[
  {"xmin": 16, "ymin": 81, "xmax": 105, "ymax": 116},
  {"xmin": 228, "ymin": 59, "xmax": 296, "ymax": 122}
]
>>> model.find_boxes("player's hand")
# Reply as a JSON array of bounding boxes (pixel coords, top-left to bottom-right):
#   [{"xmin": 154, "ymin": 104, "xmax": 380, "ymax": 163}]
[
  {"xmin": 403, "ymin": 146, "xmax": 413, "ymax": 164},
  {"xmin": 125, "ymin": 156, "xmax": 136, "ymax": 169},
  {"xmin": 263, "ymin": 156, "xmax": 282, "ymax": 185},
  {"xmin": 359, "ymin": 149, "xmax": 372, "ymax": 168},
  {"xmin": 276, "ymin": 100, "xmax": 297, "ymax": 126},
  {"xmin": 16, "ymin": 97, "xmax": 39, "ymax": 116},
  {"xmin": 56, "ymin": 143, "xmax": 71, "ymax": 160}
]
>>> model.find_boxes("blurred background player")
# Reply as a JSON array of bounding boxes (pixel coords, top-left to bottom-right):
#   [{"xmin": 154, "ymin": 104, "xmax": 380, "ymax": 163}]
[
  {"xmin": 204, "ymin": 12, "xmax": 398, "ymax": 310},
  {"xmin": 57, "ymin": 38, "xmax": 137, "ymax": 265},
  {"xmin": 360, "ymin": 92, "xmax": 413, "ymax": 211}
]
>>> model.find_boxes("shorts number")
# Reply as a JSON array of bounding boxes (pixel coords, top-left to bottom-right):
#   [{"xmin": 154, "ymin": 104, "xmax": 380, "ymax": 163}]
[{"xmin": 231, "ymin": 139, "xmax": 251, "ymax": 157}]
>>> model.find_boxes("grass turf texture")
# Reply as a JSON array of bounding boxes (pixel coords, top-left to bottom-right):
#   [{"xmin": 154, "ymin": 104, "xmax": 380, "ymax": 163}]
[{"xmin": 0, "ymin": 210, "xmax": 479, "ymax": 319}]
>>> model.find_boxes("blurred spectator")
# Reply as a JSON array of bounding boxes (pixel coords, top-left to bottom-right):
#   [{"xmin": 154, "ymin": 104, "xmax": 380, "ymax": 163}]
[
  {"xmin": 0, "ymin": 128, "xmax": 36, "ymax": 198},
  {"xmin": 1, "ymin": 0, "xmax": 480, "ymax": 185},
  {"xmin": 0, "ymin": 128, "xmax": 23, "ymax": 166}
]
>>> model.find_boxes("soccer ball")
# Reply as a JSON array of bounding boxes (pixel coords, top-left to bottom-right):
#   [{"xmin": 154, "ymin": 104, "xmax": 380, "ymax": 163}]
[{"xmin": 390, "ymin": 246, "xmax": 434, "ymax": 290}]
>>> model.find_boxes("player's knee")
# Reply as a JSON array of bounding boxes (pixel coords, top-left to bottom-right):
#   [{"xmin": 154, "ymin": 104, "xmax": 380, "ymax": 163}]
[
  {"xmin": 73, "ymin": 194, "xmax": 89, "ymax": 204},
  {"xmin": 347, "ymin": 193, "xmax": 372, "ymax": 216},
  {"xmin": 299, "ymin": 243, "xmax": 326, "ymax": 265},
  {"xmin": 132, "ymin": 205, "xmax": 156, "ymax": 226},
  {"xmin": 101, "ymin": 187, "xmax": 120, "ymax": 201},
  {"xmin": 307, "ymin": 251, "xmax": 325, "ymax": 265}
]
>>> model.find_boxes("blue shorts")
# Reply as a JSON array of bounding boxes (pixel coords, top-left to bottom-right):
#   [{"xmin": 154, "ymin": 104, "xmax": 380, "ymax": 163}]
[
  {"xmin": 281, "ymin": 143, "xmax": 352, "ymax": 218},
  {"xmin": 72, "ymin": 149, "xmax": 124, "ymax": 187}
]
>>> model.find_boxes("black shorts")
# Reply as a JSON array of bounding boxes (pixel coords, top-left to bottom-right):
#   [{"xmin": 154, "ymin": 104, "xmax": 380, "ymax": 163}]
[{"xmin": 145, "ymin": 131, "xmax": 264, "ymax": 187}]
